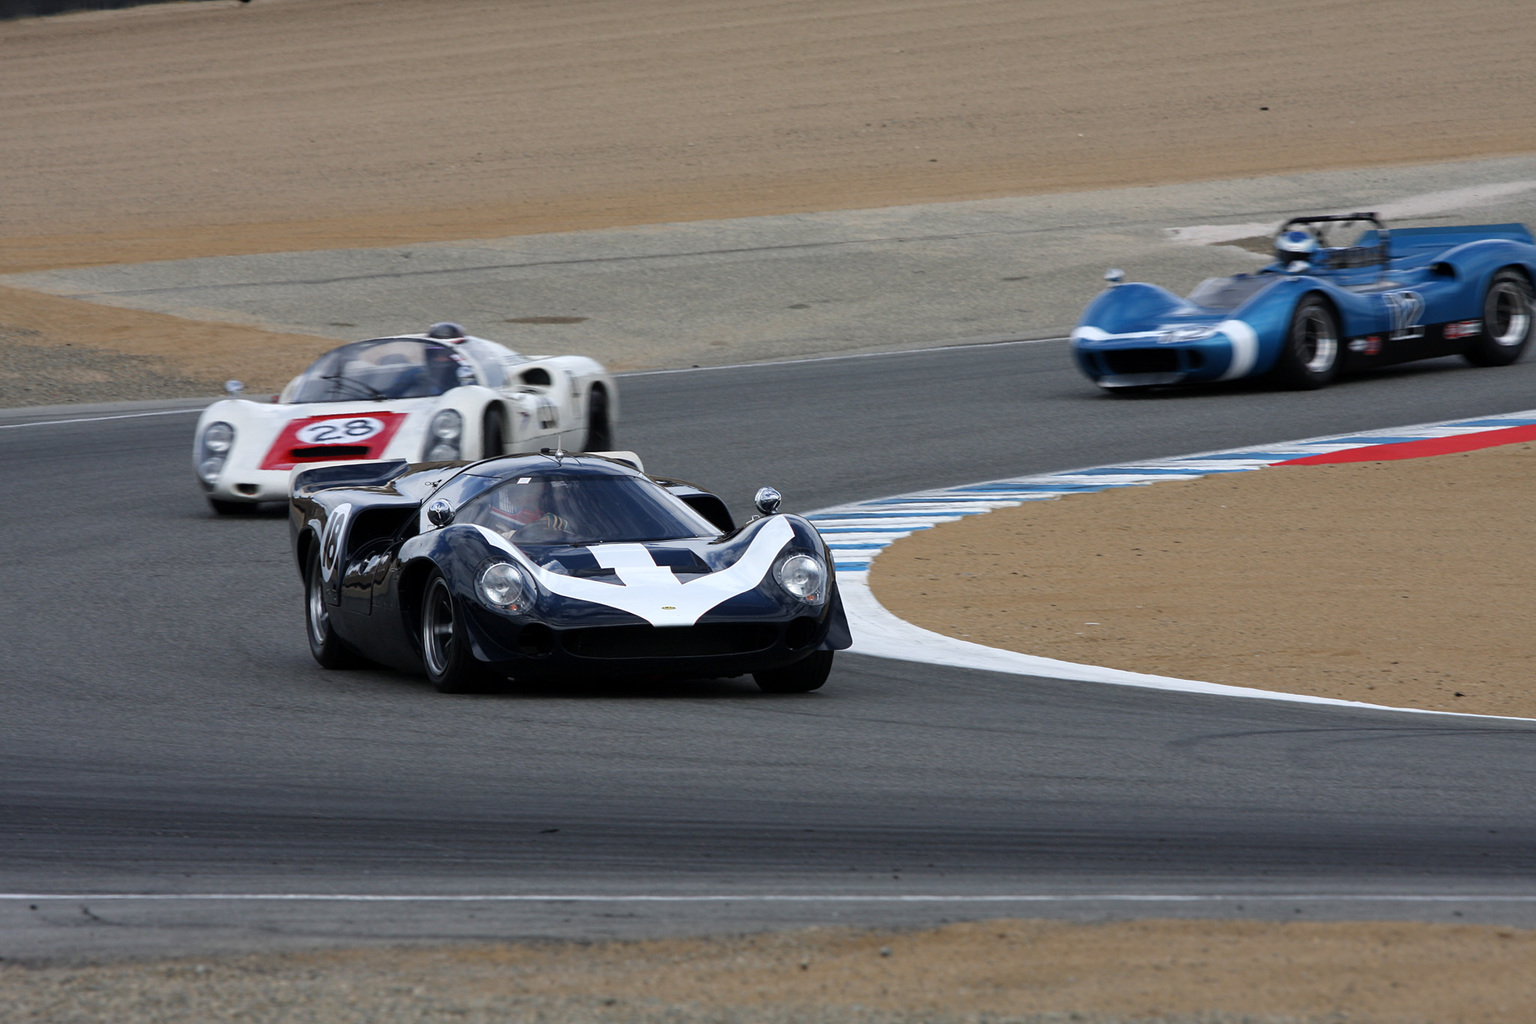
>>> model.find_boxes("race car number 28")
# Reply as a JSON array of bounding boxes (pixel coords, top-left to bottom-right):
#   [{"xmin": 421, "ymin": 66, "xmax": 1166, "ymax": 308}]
[{"xmin": 296, "ymin": 417, "xmax": 386, "ymax": 445}]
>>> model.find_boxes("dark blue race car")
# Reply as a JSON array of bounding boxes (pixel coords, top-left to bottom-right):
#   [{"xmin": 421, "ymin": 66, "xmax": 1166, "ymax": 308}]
[
  {"xmin": 1071, "ymin": 213, "xmax": 1536, "ymax": 391},
  {"xmin": 290, "ymin": 453, "xmax": 850, "ymax": 694}
]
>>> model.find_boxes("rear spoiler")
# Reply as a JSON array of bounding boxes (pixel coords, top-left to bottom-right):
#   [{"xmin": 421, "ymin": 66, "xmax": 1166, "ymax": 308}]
[
  {"xmin": 585, "ymin": 450, "xmax": 645, "ymax": 472},
  {"xmin": 1366, "ymin": 223, "xmax": 1536, "ymax": 247},
  {"xmin": 290, "ymin": 459, "xmax": 410, "ymax": 498}
]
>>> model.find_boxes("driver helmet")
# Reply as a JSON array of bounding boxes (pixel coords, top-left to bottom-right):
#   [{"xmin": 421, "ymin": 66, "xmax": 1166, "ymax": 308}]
[
  {"xmin": 426, "ymin": 321, "xmax": 467, "ymax": 342},
  {"xmin": 1275, "ymin": 229, "xmax": 1319, "ymax": 265}
]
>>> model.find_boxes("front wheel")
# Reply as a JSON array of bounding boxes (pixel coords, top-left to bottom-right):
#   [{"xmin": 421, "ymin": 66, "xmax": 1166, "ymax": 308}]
[
  {"xmin": 1465, "ymin": 270, "xmax": 1534, "ymax": 367},
  {"xmin": 306, "ymin": 548, "xmax": 360, "ymax": 669},
  {"xmin": 753, "ymin": 650, "xmax": 833, "ymax": 693},
  {"xmin": 482, "ymin": 407, "xmax": 507, "ymax": 458},
  {"xmin": 1272, "ymin": 296, "xmax": 1340, "ymax": 389},
  {"xmin": 420, "ymin": 571, "xmax": 498, "ymax": 693},
  {"xmin": 208, "ymin": 497, "xmax": 251, "ymax": 516}
]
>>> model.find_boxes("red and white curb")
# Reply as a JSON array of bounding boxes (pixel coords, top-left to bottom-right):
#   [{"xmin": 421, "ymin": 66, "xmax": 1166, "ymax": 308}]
[{"xmin": 811, "ymin": 410, "xmax": 1536, "ymax": 719}]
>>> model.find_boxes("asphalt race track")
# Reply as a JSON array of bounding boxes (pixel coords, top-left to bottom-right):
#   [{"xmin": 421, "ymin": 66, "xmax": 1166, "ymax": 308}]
[{"xmin": 6, "ymin": 341, "xmax": 1536, "ymax": 959}]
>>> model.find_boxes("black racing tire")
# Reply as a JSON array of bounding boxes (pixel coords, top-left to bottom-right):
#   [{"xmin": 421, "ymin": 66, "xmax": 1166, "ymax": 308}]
[
  {"xmin": 584, "ymin": 386, "xmax": 613, "ymax": 451},
  {"xmin": 482, "ymin": 406, "xmax": 507, "ymax": 459},
  {"xmin": 753, "ymin": 649, "xmax": 834, "ymax": 694},
  {"xmin": 420, "ymin": 570, "xmax": 499, "ymax": 694},
  {"xmin": 208, "ymin": 497, "xmax": 251, "ymax": 515},
  {"xmin": 1464, "ymin": 270, "xmax": 1534, "ymax": 367},
  {"xmin": 305, "ymin": 547, "xmax": 361, "ymax": 669},
  {"xmin": 1272, "ymin": 295, "xmax": 1341, "ymax": 389}
]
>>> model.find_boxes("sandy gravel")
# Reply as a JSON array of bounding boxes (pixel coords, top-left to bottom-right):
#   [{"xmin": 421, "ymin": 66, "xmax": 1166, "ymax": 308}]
[
  {"xmin": 2, "ymin": 0, "xmax": 1534, "ymax": 393},
  {"xmin": 5, "ymin": 0, "xmax": 1536, "ymax": 1019},
  {"xmin": 9, "ymin": 918, "xmax": 1536, "ymax": 1024},
  {"xmin": 872, "ymin": 443, "xmax": 1536, "ymax": 720},
  {"xmin": 3, "ymin": 0, "xmax": 1531, "ymax": 277}
]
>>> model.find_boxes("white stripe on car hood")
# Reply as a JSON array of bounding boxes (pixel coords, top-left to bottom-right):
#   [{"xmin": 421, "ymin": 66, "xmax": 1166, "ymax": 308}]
[{"xmin": 471, "ymin": 516, "xmax": 796, "ymax": 627}]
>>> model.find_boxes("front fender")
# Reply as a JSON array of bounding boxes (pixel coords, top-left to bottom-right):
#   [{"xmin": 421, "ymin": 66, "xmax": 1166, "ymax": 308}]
[{"xmin": 1075, "ymin": 283, "xmax": 1187, "ymax": 335}]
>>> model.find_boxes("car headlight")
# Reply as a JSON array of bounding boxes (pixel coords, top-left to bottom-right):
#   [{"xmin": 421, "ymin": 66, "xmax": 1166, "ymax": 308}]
[
  {"xmin": 477, "ymin": 561, "xmax": 532, "ymax": 612},
  {"xmin": 775, "ymin": 553, "xmax": 827, "ymax": 605},
  {"xmin": 425, "ymin": 409, "xmax": 462, "ymax": 461},
  {"xmin": 197, "ymin": 421, "xmax": 236, "ymax": 483},
  {"xmin": 1160, "ymin": 325, "xmax": 1218, "ymax": 344}
]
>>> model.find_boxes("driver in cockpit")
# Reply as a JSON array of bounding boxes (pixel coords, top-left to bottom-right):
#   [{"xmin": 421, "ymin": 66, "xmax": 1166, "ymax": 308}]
[
  {"xmin": 1275, "ymin": 229, "xmax": 1320, "ymax": 271},
  {"xmin": 484, "ymin": 477, "xmax": 573, "ymax": 538}
]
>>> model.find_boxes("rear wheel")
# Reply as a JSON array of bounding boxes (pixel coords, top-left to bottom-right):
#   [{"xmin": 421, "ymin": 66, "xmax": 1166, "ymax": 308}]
[
  {"xmin": 305, "ymin": 548, "xmax": 360, "ymax": 669},
  {"xmin": 208, "ymin": 497, "xmax": 250, "ymax": 515},
  {"xmin": 753, "ymin": 650, "xmax": 834, "ymax": 693},
  {"xmin": 1465, "ymin": 270, "xmax": 1534, "ymax": 367},
  {"xmin": 482, "ymin": 407, "xmax": 507, "ymax": 458},
  {"xmin": 420, "ymin": 571, "xmax": 498, "ymax": 693},
  {"xmin": 1272, "ymin": 296, "xmax": 1340, "ymax": 389},
  {"xmin": 584, "ymin": 386, "xmax": 613, "ymax": 451}
]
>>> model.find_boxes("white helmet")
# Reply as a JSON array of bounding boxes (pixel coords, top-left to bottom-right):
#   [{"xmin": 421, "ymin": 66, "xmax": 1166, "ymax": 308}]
[{"xmin": 1275, "ymin": 229, "xmax": 1319, "ymax": 264}]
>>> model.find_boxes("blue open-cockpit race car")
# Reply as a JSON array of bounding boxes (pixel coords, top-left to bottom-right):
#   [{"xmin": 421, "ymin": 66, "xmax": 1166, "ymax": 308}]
[{"xmin": 1070, "ymin": 213, "xmax": 1536, "ymax": 391}]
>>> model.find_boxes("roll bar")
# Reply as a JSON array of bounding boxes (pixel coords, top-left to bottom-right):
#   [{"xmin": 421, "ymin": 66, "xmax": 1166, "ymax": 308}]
[{"xmin": 1279, "ymin": 212, "xmax": 1389, "ymax": 279}]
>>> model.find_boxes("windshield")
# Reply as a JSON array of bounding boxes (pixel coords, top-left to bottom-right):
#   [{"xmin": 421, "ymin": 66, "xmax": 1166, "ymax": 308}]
[
  {"xmin": 288, "ymin": 339, "xmax": 478, "ymax": 403},
  {"xmin": 1185, "ymin": 275, "xmax": 1275, "ymax": 311},
  {"xmin": 457, "ymin": 474, "xmax": 721, "ymax": 547}
]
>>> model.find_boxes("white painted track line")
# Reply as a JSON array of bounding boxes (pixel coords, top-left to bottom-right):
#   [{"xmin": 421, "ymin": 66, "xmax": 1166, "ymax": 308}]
[
  {"xmin": 824, "ymin": 409, "xmax": 1536, "ymax": 723},
  {"xmin": 6, "ymin": 893, "xmax": 1536, "ymax": 904}
]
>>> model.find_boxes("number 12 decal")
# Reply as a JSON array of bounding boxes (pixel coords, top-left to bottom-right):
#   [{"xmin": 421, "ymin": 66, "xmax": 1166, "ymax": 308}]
[{"xmin": 1382, "ymin": 290, "xmax": 1425, "ymax": 341}]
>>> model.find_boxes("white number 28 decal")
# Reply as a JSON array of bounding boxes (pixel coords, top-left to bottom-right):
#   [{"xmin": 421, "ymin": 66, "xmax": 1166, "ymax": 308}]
[{"xmin": 296, "ymin": 417, "xmax": 385, "ymax": 445}]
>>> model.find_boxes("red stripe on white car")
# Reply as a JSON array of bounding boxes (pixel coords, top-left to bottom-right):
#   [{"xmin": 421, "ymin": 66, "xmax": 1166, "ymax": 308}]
[{"xmin": 259, "ymin": 412, "xmax": 409, "ymax": 471}]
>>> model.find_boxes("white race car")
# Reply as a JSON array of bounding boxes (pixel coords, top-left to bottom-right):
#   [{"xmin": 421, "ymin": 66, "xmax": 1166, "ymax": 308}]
[{"xmin": 192, "ymin": 323, "xmax": 618, "ymax": 514}]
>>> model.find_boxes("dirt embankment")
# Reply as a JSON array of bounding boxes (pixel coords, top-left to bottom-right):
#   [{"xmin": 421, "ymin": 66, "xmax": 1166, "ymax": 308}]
[{"xmin": 3, "ymin": 0, "xmax": 1536, "ymax": 398}]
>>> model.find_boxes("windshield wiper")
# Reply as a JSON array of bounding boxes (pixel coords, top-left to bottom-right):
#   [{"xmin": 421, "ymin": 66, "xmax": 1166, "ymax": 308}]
[{"xmin": 321, "ymin": 373, "xmax": 385, "ymax": 400}]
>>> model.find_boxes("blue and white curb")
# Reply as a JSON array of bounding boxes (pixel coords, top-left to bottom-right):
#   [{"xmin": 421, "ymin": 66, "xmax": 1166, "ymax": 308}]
[{"xmin": 813, "ymin": 409, "xmax": 1536, "ymax": 720}]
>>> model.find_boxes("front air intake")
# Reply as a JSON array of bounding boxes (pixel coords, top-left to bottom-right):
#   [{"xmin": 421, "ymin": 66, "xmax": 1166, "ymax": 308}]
[{"xmin": 562, "ymin": 623, "xmax": 778, "ymax": 659}]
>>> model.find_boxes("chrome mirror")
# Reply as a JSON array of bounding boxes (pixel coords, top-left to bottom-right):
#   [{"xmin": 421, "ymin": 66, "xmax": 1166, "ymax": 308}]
[
  {"xmin": 753, "ymin": 487, "xmax": 782, "ymax": 516},
  {"xmin": 1104, "ymin": 268, "xmax": 1124, "ymax": 285},
  {"xmin": 224, "ymin": 379, "xmax": 245, "ymax": 396},
  {"xmin": 426, "ymin": 499, "xmax": 455, "ymax": 527}
]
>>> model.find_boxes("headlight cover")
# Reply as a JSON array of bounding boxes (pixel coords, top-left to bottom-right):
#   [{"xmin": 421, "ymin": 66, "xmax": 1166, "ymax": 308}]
[
  {"xmin": 477, "ymin": 561, "xmax": 533, "ymax": 612},
  {"xmin": 425, "ymin": 409, "xmax": 463, "ymax": 461},
  {"xmin": 1159, "ymin": 325, "xmax": 1219, "ymax": 345},
  {"xmin": 197, "ymin": 421, "xmax": 236, "ymax": 483},
  {"xmin": 775, "ymin": 553, "xmax": 827, "ymax": 605}
]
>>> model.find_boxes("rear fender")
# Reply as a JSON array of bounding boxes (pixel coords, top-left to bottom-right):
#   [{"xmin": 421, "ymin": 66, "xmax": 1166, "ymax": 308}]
[{"xmin": 1440, "ymin": 250, "xmax": 1536, "ymax": 319}]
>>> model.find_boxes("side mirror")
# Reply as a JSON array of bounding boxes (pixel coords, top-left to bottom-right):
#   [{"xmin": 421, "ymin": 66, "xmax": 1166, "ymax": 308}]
[
  {"xmin": 1103, "ymin": 269, "xmax": 1124, "ymax": 285},
  {"xmin": 224, "ymin": 379, "xmax": 245, "ymax": 396},
  {"xmin": 753, "ymin": 486, "xmax": 782, "ymax": 516},
  {"xmin": 426, "ymin": 499, "xmax": 455, "ymax": 527}
]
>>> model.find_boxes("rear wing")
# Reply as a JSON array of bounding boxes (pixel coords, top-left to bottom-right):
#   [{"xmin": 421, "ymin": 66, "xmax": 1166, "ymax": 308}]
[
  {"xmin": 584, "ymin": 450, "xmax": 645, "ymax": 473},
  {"xmin": 290, "ymin": 459, "xmax": 410, "ymax": 498},
  {"xmin": 1357, "ymin": 222, "xmax": 1535, "ymax": 253}
]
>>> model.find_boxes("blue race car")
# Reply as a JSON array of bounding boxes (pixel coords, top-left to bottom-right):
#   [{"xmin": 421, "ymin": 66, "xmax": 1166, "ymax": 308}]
[{"xmin": 1071, "ymin": 213, "xmax": 1536, "ymax": 391}]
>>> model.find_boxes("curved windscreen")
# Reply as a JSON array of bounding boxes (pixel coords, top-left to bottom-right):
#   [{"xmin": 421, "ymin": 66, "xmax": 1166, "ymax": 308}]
[
  {"xmin": 1185, "ymin": 275, "xmax": 1276, "ymax": 311},
  {"xmin": 288, "ymin": 339, "xmax": 477, "ymax": 403},
  {"xmin": 457, "ymin": 474, "xmax": 721, "ymax": 547}
]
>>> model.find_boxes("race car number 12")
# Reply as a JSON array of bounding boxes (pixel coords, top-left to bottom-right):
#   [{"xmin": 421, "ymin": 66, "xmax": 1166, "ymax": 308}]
[{"xmin": 296, "ymin": 417, "xmax": 385, "ymax": 445}]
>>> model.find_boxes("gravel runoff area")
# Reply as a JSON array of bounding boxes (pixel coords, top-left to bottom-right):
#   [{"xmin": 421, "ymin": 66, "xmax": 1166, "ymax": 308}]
[
  {"xmin": 8, "ymin": 919, "xmax": 1536, "ymax": 1024},
  {"xmin": 6, "ymin": 1, "xmax": 1536, "ymax": 1021},
  {"xmin": 872, "ymin": 442, "xmax": 1536, "ymax": 722}
]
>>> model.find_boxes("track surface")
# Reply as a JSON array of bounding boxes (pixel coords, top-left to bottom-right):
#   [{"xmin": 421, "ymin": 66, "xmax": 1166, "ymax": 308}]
[{"xmin": 7, "ymin": 343, "xmax": 1536, "ymax": 958}]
